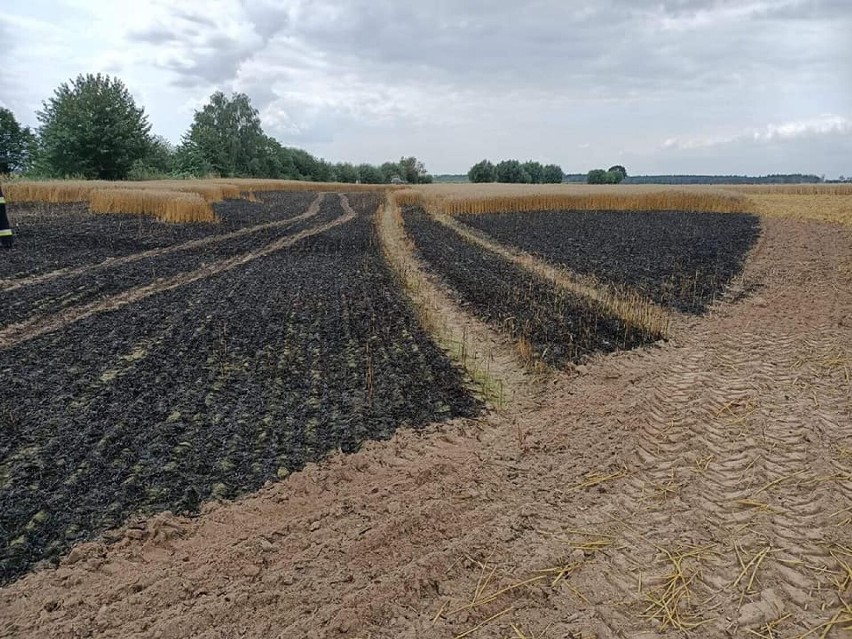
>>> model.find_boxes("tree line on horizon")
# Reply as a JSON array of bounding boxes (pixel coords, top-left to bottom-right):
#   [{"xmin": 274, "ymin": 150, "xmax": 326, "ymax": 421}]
[
  {"xmin": 467, "ymin": 159, "xmax": 565, "ymax": 184},
  {"xmin": 0, "ymin": 74, "xmax": 433, "ymax": 185},
  {"xmin": 467, "ymin": 160, "xmax": 632, "ymax": 185}
]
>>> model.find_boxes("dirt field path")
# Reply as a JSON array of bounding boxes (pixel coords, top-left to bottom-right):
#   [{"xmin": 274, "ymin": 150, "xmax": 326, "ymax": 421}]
[{"xmin": 1, "ymin": 217, "xmax": 850, "ymax": 639}]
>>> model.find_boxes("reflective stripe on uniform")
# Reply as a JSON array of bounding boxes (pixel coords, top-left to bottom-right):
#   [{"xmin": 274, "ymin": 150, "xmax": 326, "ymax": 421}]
[
  {"xmin": 0, "ymin": 229, "xmax": 12, "ymax": 237},
  {"xmin": 0, "ymin": 197, "xmax": 5, "ymax": 204}
]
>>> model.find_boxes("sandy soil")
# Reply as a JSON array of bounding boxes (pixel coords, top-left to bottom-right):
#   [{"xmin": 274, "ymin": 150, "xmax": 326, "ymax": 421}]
[{"xmin": 1, "ymin": 217, "xmax": 850, "ymax": 638}]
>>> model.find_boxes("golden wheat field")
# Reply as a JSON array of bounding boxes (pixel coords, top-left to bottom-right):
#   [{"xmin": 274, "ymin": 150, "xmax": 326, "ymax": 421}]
[
  {"xmin": 5, "ymin": 178, "xmax": 851, "ymax": 226},
  {"xmin": 413, "ymin": 182, "xmax": 852, "ymax": 225}
]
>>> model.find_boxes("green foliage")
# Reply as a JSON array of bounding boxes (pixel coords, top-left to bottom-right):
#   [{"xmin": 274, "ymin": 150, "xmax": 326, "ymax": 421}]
[
  {"xmin": 587, "ymin": 169, "xmax": 610, "ymax": 184},
  {"xmin": 37, "ymin": 74, "xmax": 152, "ymax": 179},
  {"xmin": 587, "ymin": 168, "xmax": 625, "ymax": 184},
  {"xmin": 399, "ymin": 156, "xmax": 431, "ymax": 184},
  {"xmin": 522, "ymin": 161, "xmax": 545, "ymax": 184},
  {"xmin": 468, "ymin": 159, "xmax": 496, "ymax": 183},
  {"xmin": 542, "ymin": 164, "xmax": 564, "ymax": 183},
  {"xmin": 470, "ymin": 159, "xmax": 562, "ymax": 184},
  {"xmin": 172, "ymin": 140, "xmax": 214, "ymax": 178},
  {"xmin": 334, "ymin": 162, "xmax": 359, "ymax": 183},
  {"xmin": 380, "ymin": 161, "xmax": 402, "ymax": 183},
  {"xmin": 0, "ymin": 108, "xmax": 36, "ymax": 173},
  {"xmin": 126, "ymin": 135, "xmax": 176, "ymax": 180},
  {"xmin": 184, "ymin": 92, "xmax": 267, "ymax": 177},
  {"xmin": 22, "ymin": 74, "xmax": 433, "ymax": 184},
  {"xmin": 608, "ymin": 165, "xmax": 628, "ymax": 181},
  {"xmin": 358, "ymin": 164, "xmax": 384, "ymax": 184},
  {"xmin": 127, "ymin": 160, "xmax": 168, "ymax": 181},
  {"xmin": 496, "ymin": 160, "xmax": 531, "ymax": 184}
]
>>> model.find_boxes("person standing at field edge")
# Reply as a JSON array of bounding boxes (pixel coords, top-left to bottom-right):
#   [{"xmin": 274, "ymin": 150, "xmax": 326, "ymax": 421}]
[{"xmin": 0, "ymin": 183, "xmax": 13, "ymax": 248}]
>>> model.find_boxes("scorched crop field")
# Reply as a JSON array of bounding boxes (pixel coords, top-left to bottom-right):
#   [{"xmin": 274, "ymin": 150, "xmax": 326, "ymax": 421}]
[{"xmin": 0, "ymin": 183, "xmax": 850, "ymax": 639}]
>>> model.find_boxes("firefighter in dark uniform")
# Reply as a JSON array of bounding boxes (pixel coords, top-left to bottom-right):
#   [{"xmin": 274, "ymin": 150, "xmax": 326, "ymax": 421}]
[{"xmin": 0, "ymin": 179, "xmax": 12, "ymax": 248}]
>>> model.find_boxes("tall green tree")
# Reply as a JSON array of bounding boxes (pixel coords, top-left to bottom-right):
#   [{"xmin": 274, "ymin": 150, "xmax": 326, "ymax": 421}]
[
  {"xmin": 522, "ymin": 161, "xmax": 545, "ymax": 184},
  {"xmin": 380, "ymin": 161, "xmax": 402, "ymax": 183},
  {"xmin": 0, "ymin": 108, "xmax": 36, "ymax": 173},
  {"xmin": 334, "ymin": 162, "xmax": 359, "ymax": 183},
  {"xmin": 496, "ymin": 160, "xmax": 531, "ymax": 184},
  {"xmin": 37, "ymin": 74, "xmax": 152, "ymax": 179},
  {"xmin": 358, "ymin": 163, "xmax": 384, "ymax": 184},
  {"xmin": 587, "ymin": 169, "xmax": 609, "ymax": 184},
  {"xmin": 468, "ymin": 159, "xmax": 496, "ymax": 183},
  {"xmin": 184, "ymin": 92, "xmax": 268, "ymax": 177},
  {"xmin": 542, "ymin": 164, "xmax": 564, "ymax": 183},
  {"xmin": 399, "ymin": 156, "xmax": 432, "ymax": 184},
  {"xmin": 608, "ymin": 165, "xmax": 627, "ymax": 182}
]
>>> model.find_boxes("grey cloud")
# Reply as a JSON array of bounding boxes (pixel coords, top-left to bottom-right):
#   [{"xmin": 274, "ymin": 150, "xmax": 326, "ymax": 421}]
[
  {"xmin": 239, "ymin": 2, "xmax": 290, "ymax": 41},
  {"xmin": 172, "ymin": 10, "xmax": 218, "ymax": 29},
  {"xmin": 130, "ymin": 25, "xmax": 177, "ymax": 45},
  {"xmin": 648, "ymin": 128, "xmax": 852, "ymax": 175},
  {"xmin": 127, "ymin": 8, "xmax": 265, "ymax": 88},
  {"xmin": 277, "ymin": 0, "xmax": 837, "ymax": 100}
]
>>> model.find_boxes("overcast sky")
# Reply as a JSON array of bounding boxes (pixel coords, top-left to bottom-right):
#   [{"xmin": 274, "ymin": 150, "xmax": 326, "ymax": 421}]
[{"xmin": 1, "ymin": 0, "xmax": 850, "ymax": 176}]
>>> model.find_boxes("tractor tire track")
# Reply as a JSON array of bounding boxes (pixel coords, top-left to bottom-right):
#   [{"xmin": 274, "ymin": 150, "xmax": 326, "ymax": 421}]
[
  {"xmin": 584, "ymin": 218, "xmax": 852, "ymax": 638},
  {"xmin": 0, "ymin": 195, "xmax": 354, "ymax": 352}
]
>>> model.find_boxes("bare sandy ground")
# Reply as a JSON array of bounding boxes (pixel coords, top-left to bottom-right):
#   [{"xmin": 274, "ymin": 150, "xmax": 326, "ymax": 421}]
[{"xmin": 1, "ymin": 217, "xmax": 850, "ymax": 638}]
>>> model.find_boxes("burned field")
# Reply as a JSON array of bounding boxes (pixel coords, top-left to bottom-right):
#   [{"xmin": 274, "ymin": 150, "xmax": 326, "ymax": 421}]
[
  {"xmin": 0, "ymin": 193, "xmax": 479, "ymax": 582},
  {"xmin": 0, "ymin": 194, "xmax": 341, "ymax": 329},
  {"xmin": 402, "ymin": 207, "xmax": 657, "ymax": 367},
  {"xmin": 458, "ymin": 209, "xmax": 761, "ymax": 313},
  {"xmin": 0, "ymin": 191, "xmax": 318, "ymax": 283}
]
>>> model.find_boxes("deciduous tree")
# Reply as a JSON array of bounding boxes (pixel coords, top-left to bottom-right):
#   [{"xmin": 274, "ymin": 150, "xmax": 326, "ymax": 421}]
[
  {"xmin": 496, "ymin": 159, "xmax": 531, "ymax": 184},
  {"xmin": 184, "ymin": 92, "xmax": 267, "ymax": 177},
  {"xmin": 37, "ymin": 74, "xmax": 152, "ymax": 179},
  {"xmin": 522, "ymin": 161, "xmax": 545, "ymax": 184},
  {"xmin": 0, "ymin": 108, "xmax": 36, "ymax": 173},
  {"xmin": 542, "ymin": 163, "xmax": 564, "ymax": 183},
  {"xmin": 468, "ymin": 159, "xmax": 496, "ymax": 183}
]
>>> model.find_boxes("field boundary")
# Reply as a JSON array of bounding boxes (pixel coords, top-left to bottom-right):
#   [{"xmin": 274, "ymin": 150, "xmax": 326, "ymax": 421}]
[
  {"xmin": 0, "ymin": 193, "xmax": 327, "ymax": 293},
  {"xmin": 431, "ymin": 211, "xmax": 671, "ymax": 339},
  {"xmin": 0, "ymin": 194, "xmax": 354, "ymax": 351},
  {"xmin": 378, "ymin": 195, "xmax": 537, "ymax": 407}
]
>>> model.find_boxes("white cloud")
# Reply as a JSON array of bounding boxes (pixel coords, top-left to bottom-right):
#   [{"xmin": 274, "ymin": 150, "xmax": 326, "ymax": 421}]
[{"xmin": 663, "ymin": 114, "xmax": 852, "ymax": 150}]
